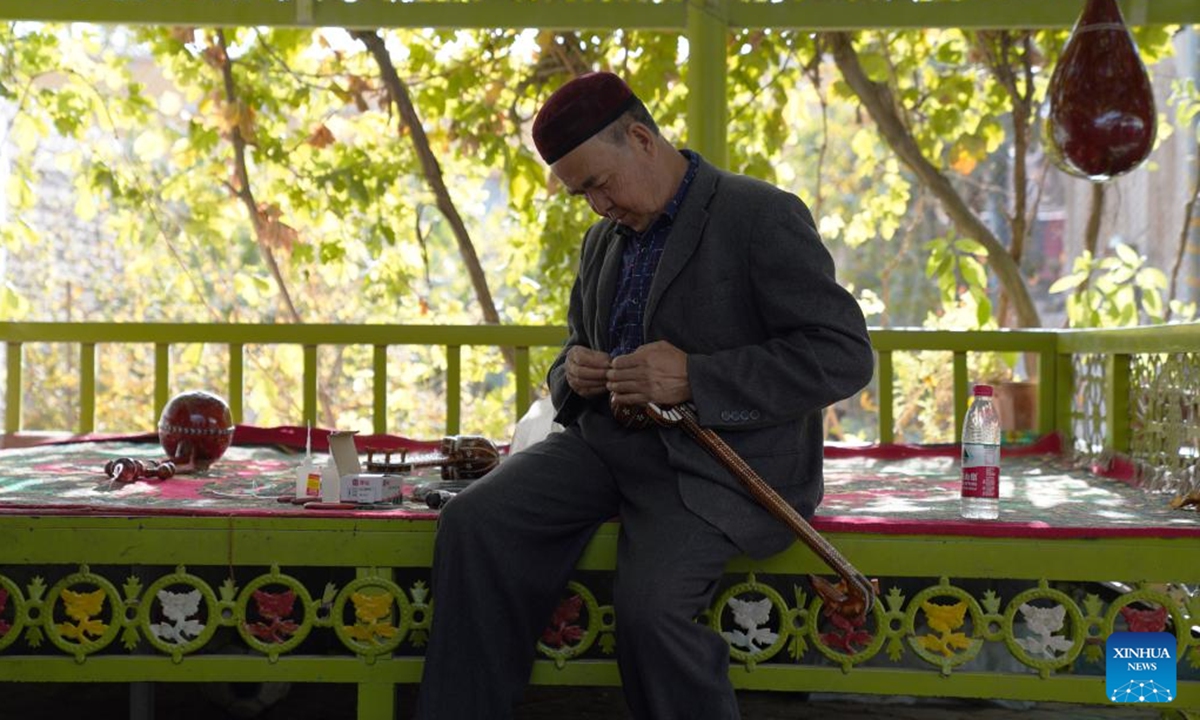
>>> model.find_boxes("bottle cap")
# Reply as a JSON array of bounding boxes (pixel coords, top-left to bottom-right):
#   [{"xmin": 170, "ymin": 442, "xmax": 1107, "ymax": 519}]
[{"xmin": 973, "ymin": 384, "xmax": 994, "ymax": 396}]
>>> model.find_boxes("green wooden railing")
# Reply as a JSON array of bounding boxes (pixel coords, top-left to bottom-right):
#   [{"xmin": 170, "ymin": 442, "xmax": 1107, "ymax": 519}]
[
  {"xmin": 0, "ymin": 322, "xmax": 566, "ymax": 437},
  {"xmin": 4, "ymin": 321, "xmax": 1199, "ymax": 452}
]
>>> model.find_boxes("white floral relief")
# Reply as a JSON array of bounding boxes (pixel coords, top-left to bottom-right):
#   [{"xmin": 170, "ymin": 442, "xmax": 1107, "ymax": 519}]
[
  {"xmin": 721, "ymin": 596, "xmax": 779, "ymax": 650},
  {"xmin": 149, "ymin": 589, "xmax": 205, "ymax": 644},
  {"xmin": 1015, "ymin": 602, "xmax": 1073, "ymax": 659}
]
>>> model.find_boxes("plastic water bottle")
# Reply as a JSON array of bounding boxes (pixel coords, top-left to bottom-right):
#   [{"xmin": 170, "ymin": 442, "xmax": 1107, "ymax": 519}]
[{"xmin": 961, "ymin": 384, "xmax": 1001, "ymax": 519}]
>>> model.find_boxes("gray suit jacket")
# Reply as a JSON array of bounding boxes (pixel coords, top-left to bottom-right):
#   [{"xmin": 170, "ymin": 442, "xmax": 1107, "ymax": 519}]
[{"xmin": 548, "ymin": 156, "xmax": 874, "ymax": 559}]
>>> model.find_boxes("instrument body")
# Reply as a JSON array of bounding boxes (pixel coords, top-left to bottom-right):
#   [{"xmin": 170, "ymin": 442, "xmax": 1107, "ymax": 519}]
[{"xmin": 364, "ymin": 435, "xmax": 500, "ymax": 480}]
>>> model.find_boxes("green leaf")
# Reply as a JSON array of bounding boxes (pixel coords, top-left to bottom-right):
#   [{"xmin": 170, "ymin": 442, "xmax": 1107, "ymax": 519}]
[
  {"xmin": 925, "ymin": 237, "xmax": 949, "ymax": 253},
  {"xmin": 975, "ymin": 294, "xmax": 993, "ymax": 327},
  {"xmin": 1118, "ymin": 301, "xmax": 1136, "ymax": 326},
  {"xmin": 1, "ymin": 283, "xmax": 31, "ymax": 320},
  {"xmin": 1142, "ymin": 288, "xmax": 1162, "ymax": 318},
  {"xmin": 959, "ymin": 256, "xmax": 988, "ymax": 289},
  {"xmin": 1135, "ymin": 267, "xmax": 1168, "ymax": 290},
  {"xmin": 1048, "ymin": 272, "xmax": 1087, "ymax": 294},
  {"xmin": 1114, "ymin": 243, "xmax": 1142, "ymax": 266},
  {"xmin": 927, "ymin": 252, "xmax": 952, "ymax": 280},
  {"xmin": 953, "ymin": 238, "xmax": 988, "ymax": 255}
]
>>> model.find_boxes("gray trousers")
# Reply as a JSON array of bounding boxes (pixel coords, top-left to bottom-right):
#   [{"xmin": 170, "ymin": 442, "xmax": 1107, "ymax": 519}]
[{"xmin": 414, "ymin": 407, "xmax": 742, "ymax": 719}]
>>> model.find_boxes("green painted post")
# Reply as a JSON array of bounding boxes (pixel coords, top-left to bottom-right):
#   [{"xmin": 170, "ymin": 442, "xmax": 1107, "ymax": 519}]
[
  {"xmin": 1107, "ymin": 353, "xmax": 1131, "ymax": 453},
  {"xmin": 446, "ymin": 345, "xmax": 461, "ymax": 435},
  {"xmin": 154, "ymin": 343, "xmax": 170, "ymax": 423},
  {"xmin": 5, "ymin": 342, "xmax": 20, "ymax": 434},
  {"xmin": 356, "ymin": 682, "xmax": 395, "ymax": 720},
  {"xmin": 373, "ymin": 345, "xmax": 388, "ymax": 436},
  {"xmin": 80, "ymin": 343, "xmax": 96, "ymax": 434},
  {"xmin": 229, "ymin": 344, "xmax": 244, "ymax": 424},
  {"xmin": 1055, "ymin": 351, "xmax": 1075, "ymax": 444},
  {"xmin": 686, "ymin": 0, "xmax": 729, "ymax": 168},
  {"xmin": 953, "ymin": 351, "xmax": 968, "ymax": 443},
  {"xmin": 1036, "ymin": 348, "xmax": 1055, "ymax": 437},
  {"xmin": 515, "ymin": 346, "xmax": 531, "ymax": 424},
  {"xmin": 878, "ymin": 350, "xmax": 894, "ymax": 444},
  {"xmin": 303, "ymin": 345, "xmax": 318, "ymax": 428}
]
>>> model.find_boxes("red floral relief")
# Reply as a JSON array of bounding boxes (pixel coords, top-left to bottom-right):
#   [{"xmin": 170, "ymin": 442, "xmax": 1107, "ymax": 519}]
[
  {"xmin": 1120, "ymin": 605, "xmax": 1168, "ymax": 633},
  {"xmin": 244, "ymin": 589, "xmax": 300, "ymax": 643},
  {"xmin": 541, "ymin": 594, "xmax": 584, "ymax": 648},
  {"xmin": 820, "ymin": 608, "xmax": 873, "ymax": 654}
]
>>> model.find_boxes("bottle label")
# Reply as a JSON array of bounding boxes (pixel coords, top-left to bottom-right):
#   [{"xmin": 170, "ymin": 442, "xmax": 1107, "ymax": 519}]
[
  {"xmin": 305, "ymin": 471, "xmax": 322, "ymax": 496},
  {"xmin": 961, "ymin": 443, "xmax": 1000, "ymax": 499}
]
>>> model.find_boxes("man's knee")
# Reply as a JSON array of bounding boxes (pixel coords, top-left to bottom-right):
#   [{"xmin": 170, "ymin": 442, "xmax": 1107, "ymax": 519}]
[
  {"xmin": 614, "ymin": 582, "xmax": 689, "ymax": 636},
  {"xmin": 433, "ymin": 484, "xmax": 495, "ymax": 548}
]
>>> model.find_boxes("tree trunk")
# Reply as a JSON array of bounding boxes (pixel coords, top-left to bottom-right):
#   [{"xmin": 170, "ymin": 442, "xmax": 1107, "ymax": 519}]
[
  {"xmin": 1084, "ymin": 183, "xmax": 1105, "ymax": 259},
  {"xmin": 353, "ymin": 30, "xmax": 515, "ymax": 370}
]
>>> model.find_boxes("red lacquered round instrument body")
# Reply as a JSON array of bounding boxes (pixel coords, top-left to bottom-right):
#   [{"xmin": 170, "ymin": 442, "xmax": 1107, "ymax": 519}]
[{"xmin": 158, "ymin": 390, "xmax": 235, "ymax": 469}]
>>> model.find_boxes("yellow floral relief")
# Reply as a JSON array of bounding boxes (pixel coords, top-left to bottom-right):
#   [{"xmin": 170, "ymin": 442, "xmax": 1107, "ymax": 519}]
[
  {"xmin": 919, "ymin": 600, "xmax": 972, "ymax": 657},
  {"xmin": 58, "ymin": 588, "xmax": 108, "ymax": 642},
  {"xmin": 344, "ymin": 591, "xmax": 398, "ymax": 644}
]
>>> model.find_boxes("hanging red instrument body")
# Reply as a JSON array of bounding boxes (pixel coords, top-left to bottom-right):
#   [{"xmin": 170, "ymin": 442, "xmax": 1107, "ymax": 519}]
[{"xmin": 1044, "ymin": 0, "xmax": 1157, "ymax": 182}]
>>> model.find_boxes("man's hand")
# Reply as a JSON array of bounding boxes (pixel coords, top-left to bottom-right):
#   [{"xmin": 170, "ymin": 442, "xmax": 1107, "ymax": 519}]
[
  {"xmin": 607, "ymin": 341, "xmax": 690, "ymax": 407},
  {"xmin": 564, "ymin": 345, "xmax": 611, "ymax": 398}
]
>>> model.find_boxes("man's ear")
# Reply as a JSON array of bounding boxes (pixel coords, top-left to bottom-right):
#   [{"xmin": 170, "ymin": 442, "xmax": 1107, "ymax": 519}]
[{"xmin": 627, "ymin": 122, "xmax": 657, "ymax": 157}]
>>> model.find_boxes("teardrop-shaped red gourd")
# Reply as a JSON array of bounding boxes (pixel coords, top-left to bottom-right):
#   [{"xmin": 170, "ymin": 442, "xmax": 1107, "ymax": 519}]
[{"xmin": 1044, "ymin": 0, "xmax": 1157, "ymax": 182}]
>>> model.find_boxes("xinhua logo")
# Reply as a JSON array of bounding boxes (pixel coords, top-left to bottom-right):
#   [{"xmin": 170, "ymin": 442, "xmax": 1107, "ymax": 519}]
[{"xmin": 1106, "ymin": 631, "xmax": 1176, "ymax": 703}]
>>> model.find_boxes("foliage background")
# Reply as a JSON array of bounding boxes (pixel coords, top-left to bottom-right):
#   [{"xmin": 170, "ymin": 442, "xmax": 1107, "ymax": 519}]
[{"xmin": 1, "ymin": 23, "xmax": 1197, "ymax": 443}]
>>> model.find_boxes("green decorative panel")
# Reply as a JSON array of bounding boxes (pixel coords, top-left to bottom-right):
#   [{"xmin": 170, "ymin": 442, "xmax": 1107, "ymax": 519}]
[
  {"xmin": 537, "ymin": 580, "xmax": 614, "ymax": 669},
  {"xmin": 1130, "ymin": 352, "xmax": 1200, "ymax": 497},
  {"xmin": 0, "ymin": 550, "xmax": 1198, "ymax": 715},
  {"xmin": 495, "ymin": 571, "xmax": 1200, "ymax": 696},
  {"xmin": 0, "ymin": 565, "xmax": 436, "ymax": 665},
  {"xmin": 1071, "ymin": 353, "xmax": 1108, "ymax": 459},
  {"xmin": 43, "ymin": 566, "xmax": 123, "ymax": 662},
  {"xmin": 138, "ymin": 567, "xmax": 220, "ymax": 661}
]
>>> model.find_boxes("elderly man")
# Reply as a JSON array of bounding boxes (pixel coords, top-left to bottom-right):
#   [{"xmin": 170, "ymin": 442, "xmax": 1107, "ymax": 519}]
[{"xmin": 415, "ymin": 72, "xmax": 874, "ymax": 719}]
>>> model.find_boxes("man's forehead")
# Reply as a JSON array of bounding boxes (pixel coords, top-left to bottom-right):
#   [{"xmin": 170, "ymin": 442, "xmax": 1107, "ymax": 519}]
[{"xmin": 553, "ymin": 142, "xmax": 612, "ymax": 193}]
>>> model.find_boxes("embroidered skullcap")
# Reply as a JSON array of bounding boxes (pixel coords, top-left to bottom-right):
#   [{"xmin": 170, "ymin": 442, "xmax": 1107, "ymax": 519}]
[{"xmin": 532, "ymin": 72, "xmax": 641, "ymax": 164}]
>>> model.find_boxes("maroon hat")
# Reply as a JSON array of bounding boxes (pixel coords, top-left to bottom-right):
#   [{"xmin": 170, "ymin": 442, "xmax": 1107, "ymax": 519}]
[{"xmin": 532, "ymin": 72, "xmax": 641, "ymax": 164}]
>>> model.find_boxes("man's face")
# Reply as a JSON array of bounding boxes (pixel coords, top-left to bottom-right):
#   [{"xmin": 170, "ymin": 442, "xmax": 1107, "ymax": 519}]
[{"xmin": 551, "ymin": 124, "xmax": 659, "ymax": 233}]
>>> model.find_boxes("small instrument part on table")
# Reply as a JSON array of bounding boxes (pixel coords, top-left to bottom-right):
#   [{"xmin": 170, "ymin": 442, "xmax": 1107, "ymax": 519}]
[
  {"xmin": 424, "ymin": 490, "xmax": 457, "ymax": 509},
  {"xmin": 302, "ymin": 501, "xmax": 362, "ymax": 510},
  {"xmin": 104, "ymin": 457, "xmax": 177, "ymax": 484},
  {"xmin": 365, "ymin": 435, "xmax": 500, "ymax": 480}
]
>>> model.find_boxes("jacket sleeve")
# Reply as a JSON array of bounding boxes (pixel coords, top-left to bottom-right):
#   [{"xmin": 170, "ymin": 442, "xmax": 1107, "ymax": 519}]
[
  {"xmin": 687, "ymin": 190, "xmax": 874, "ymax": 429},
  {"xmin": 547, "ymin": 273, "xmax": 587, "ymax": 424},
  {"xmin": 547, "ymin": 223, "xmax": 608, "ymax": 426}
]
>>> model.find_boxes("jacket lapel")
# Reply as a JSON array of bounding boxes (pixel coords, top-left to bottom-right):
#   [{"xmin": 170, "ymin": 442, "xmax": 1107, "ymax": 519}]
[
  {"xmin": 643, "ymin": 158, "xmax": 717, "ymax": 331},
  {"xmin": 594, "ymin": 223, "xmax": 626, "ymax": 353}
]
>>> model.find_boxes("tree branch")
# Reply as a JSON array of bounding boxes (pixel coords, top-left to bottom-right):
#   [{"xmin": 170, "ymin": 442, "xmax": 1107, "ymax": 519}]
[
  {"xmin": 1167, "ymin": 139, "xmax": 1200, "ymax": 320},
  {"xmin": 826, "ymin": 31, "xmax": 1041, "ymax": 328},
  {"xmin": 352, "ymin": 29, "xmax": 514, "ymax": 370},
  {"xmin": 213, "ymin": 29, "xmax": 301, "ymax": 323}
]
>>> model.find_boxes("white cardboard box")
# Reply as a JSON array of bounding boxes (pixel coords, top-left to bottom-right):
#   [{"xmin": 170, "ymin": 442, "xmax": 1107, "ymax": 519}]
[
  {"xmin": 327, "ymin": 430, "xmax": 404, "ymax": 503},
  {"xmin": 340, "ymin": 472, "xmax": 407, "ymax": 503}
]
